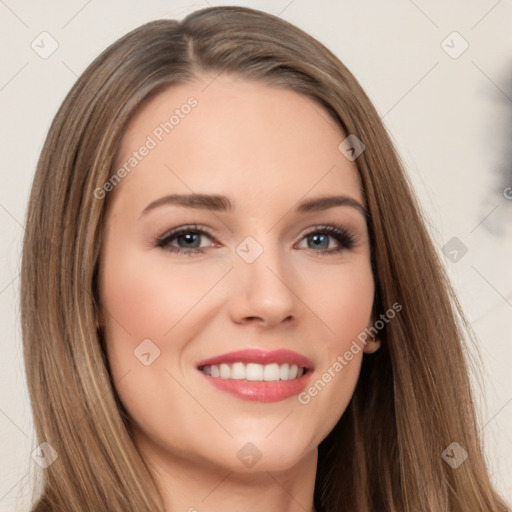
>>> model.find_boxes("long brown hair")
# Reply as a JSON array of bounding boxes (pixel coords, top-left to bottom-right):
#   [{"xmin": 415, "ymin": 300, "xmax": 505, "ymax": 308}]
[{"xmin": 20, "ymin": 6, "xmax": 510, "ymax": 511}]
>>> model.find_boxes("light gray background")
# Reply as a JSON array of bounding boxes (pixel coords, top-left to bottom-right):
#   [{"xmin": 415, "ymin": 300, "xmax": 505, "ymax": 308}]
[{"xmin": 1, "ymin": 0, "xmax": 511, "ymax": 510}]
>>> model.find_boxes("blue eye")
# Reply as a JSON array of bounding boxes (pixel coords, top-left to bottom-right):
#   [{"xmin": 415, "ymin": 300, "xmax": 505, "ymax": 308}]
[
  {"xmin": 155, "ymin": 224, "xmax": 356, "ymax": 256},
  {"xmin": 155, "ymin": 225, "xmax": 214, "ymax": 256},
  {"xmin": 299, "ymin": 225, "xmax": 356, "ymax": 254}
]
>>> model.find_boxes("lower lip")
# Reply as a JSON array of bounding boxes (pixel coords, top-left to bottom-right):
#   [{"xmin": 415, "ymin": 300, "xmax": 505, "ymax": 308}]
[{"xmin": 200, "ymin": 371, "xmax": 312, "ymax": 402}]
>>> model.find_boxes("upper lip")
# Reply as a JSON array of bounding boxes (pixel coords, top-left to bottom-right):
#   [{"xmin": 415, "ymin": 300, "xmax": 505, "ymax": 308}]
[{"xmin": 196, "ymin": 349, "xmax": 314, "ymax": 371}]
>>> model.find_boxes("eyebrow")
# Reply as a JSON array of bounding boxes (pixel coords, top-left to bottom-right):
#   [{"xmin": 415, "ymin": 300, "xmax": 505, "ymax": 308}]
[{"xmin": 139, "ymin": 193, "xmax": 367, "ymax": 218}]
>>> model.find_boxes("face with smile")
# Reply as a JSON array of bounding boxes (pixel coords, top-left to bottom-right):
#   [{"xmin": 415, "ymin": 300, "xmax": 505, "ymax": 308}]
[{"xmin": 98, "ymin": 74, "xmax": 376, "ymax": 487}]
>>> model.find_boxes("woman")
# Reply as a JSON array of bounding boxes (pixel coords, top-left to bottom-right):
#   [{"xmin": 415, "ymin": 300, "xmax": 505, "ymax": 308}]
[{"xmin": 20, "ymin": 5, "xmax": 510, "ymax": 511}]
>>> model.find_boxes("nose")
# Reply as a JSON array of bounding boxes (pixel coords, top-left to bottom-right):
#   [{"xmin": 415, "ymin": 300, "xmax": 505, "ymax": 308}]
[{"xmin": 228, "ymin": 240, "xmax": 297, "ymax": 328}]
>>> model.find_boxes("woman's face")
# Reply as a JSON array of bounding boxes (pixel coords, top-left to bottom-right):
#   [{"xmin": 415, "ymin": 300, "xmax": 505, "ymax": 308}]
[{"xmin": 99, "ymin": 75, "xmax": 375, "ymax": 474}]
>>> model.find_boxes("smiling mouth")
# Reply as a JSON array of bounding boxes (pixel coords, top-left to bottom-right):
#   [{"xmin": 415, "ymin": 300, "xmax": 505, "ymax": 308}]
[{"xmin": 198, "ymin": 362, "xmax": 308, "ymax": 381}]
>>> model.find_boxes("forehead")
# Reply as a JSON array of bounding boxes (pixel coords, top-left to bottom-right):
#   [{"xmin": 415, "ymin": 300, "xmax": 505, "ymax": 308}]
[{"xmin": 111, "ymin": 75, "xmax": 363, "ymax": 211}]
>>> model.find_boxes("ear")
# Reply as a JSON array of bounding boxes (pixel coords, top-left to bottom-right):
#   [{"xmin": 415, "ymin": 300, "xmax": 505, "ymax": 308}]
[
  {"xmin": 363, "ymin": 337, "xmax": 381, "ymax": 354},
  {"xmin": 362, "ymin": 316, "xmax": 382, "ymax": 354}
]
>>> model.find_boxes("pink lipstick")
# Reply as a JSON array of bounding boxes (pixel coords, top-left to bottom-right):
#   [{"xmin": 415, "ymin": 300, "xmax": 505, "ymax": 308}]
[{"xmin": 196, "ymin": 349, "xmax": 313, "ymax": 402}]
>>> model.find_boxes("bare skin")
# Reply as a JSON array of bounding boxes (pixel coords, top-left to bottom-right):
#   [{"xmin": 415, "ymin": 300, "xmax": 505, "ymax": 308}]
[{"xmin": 98, "ymin": 74, "xmax": 379, "ymax": 512}]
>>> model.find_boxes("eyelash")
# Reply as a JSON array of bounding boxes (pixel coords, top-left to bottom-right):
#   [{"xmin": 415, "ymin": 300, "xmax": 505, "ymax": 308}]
[{"xmin": 154, "ymin": 223, "xmax": 357, "ymax": 257}]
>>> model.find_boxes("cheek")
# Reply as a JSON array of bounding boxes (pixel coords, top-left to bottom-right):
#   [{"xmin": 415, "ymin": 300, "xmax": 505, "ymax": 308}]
[
  {"xmin": 294, "ymin": 260, "xmax": 374, "ymax": 437},
  {"xmin": 100, "ymin": 246, "xmax": 224, "ymax": 343},
  {"xmin": 304, "ymin": 258, "xmax": 375, "ymax": 345},
  {"xmin": 98, "ymin": 248, "xmax": 216, "ymax": 447},
  {"xmin": 99, "ymin": 245, "xmax": 227, "ymax": 412}
]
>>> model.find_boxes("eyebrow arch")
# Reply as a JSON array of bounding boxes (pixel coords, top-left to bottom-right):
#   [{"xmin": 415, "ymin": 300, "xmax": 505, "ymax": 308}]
[{"xmin": 139, "ymin": 193, "xmax": 367, "ymax": 218}]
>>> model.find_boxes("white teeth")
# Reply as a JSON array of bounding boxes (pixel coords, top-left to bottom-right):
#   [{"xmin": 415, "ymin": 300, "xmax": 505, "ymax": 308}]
[
  {"xmin": 246, "ymin": 363, "xmax": 263, "ymax": 381},
  {"xmin": 263, "ymin": 363, "xmax": 280, "ymax": 381},
  {"xmin": 219, "ymin": 363, "xmax": 230, "ymax": 379},
  {"xmin": 230, "ymin": 362, "xmax": 245, "ymax": 379},
  {"xmin": 200, "ymin": 362, "xmax": 307, "ymax": 381}
]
